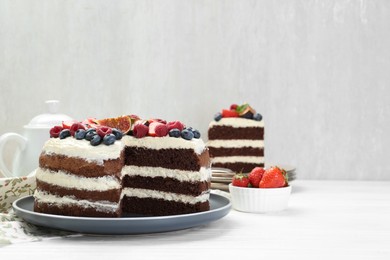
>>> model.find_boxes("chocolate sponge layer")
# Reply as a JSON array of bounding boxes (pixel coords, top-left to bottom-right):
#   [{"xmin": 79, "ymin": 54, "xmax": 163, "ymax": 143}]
[
  {"xmin": 39, "ymin": 153, "xmax": 124, "ymax": 178},
  {"xmin": 125, "ymin": 147, "xmax": 210, "ymax": 171},
  {"xmin": 208, "ymin": 126, "xmax": 264, "ymax": 140},
  {"xmin": 208, "ymin": 147, "xmax": 264, "ymax": 157}
]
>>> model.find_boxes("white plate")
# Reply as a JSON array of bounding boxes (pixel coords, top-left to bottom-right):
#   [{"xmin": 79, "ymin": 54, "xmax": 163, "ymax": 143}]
[{"xmin": 12, "ymin": 194, "xmax": 231, "ymax": 235}]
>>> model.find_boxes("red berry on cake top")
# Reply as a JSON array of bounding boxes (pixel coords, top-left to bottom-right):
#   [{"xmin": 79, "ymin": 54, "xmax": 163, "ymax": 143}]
[
  {"xmin": 50, "ymin": 126, "xmax": 63, "ymax": 138},
  {"xmin": 148, "ymin": 122, "xmax": 168, "ymax": 137},
  {"xmin": 133, "ymin": 123, "xmax": 149, "ymax": 138}
]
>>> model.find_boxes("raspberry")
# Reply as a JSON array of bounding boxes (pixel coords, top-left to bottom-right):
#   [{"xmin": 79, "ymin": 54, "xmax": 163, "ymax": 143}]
[
  {"xmin": 96, "ymin": 126, "xmax": 112, "ymax": 138},
  {"xmin": 166, "ymin": 121, "xmax": 184, "ymax": 131},
  {"xmin": 133, "ymin": 124, "xmax": 149, "ymax": 138},
  {"xmin": 50, "ymin": 126, "xmax": 63, "ymax": 138}
]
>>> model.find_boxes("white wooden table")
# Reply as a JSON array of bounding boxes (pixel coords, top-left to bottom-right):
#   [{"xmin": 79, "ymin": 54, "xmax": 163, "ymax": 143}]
[{"xmin": 1, "ymin": 180, "xmax": 390, "ymax": 259}]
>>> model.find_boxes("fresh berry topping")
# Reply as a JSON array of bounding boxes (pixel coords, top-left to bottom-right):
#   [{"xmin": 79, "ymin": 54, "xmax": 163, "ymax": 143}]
[
  {"xmin": 192, "ymin": 129, "xmax": 201, "ymax": 139},
  {"xmin": 133, "ymin": 124, "xmax": 149, "ymax": 138},
  {"xmin": 259, "ymin": 166, "xmax": 288, "ymax": 188},
  {"xmin": 181, "ymin": 129, "xmax": 194, "ymax": 140},
  {"xmin": 248, "ymin": 167, "xmax": 265, "ymax": 188},
  {"xmin": 111, "ymin": 128, "xmax": 123, "ymax": 140},
  {"xmin": 168, "ymin": 128, "xmax": 181, "ymax": 138},
  {"xmin": 103, "ymin": 134, "xmax": 116, "ymax": 145},
  {"xmin": 232, "ymin": 173, "xmax": 250, "ymax": 187},
  {"xmin": 74, "ymin": 129, "xmax": 87, "ymax": 140},
  {"xmin": 85, "ymin": 129, "xmax": 97, "ymax": 141},
  {"xmin": 214, "ymin": 112, "xmax": 223, "ymax": 121},
  {"xmin": 237, "ymin": 103, "xmax": 256, "ymax": 119},
  {"xmin": 253, "ymin": 113, "xmax": 263, "ymax": 121},
  {"xmin": 230, "ymin": 104, "xmax": 238, "ymax": 110},
  {"xmin": 70, "ymin": 123, "xmax": 86, "ymax": 136},
  {"xmin": 96, "ymin": 115, "xmax": 132, "ymax": 134},
  {"xmin": 90, "ymin": 134, "xmax": 102, "ymax": 146},
  {"xmin": 96, "ymin": 126, "xmax": 112, "ymax": 138},
  {"xmin": 148, "ymin": 122, "xmax": 168, "ymax": 137},
  {"xmin": 82, "ymin": 118, "xmax": 98, "ymax": 128},
  {"xmin": 50, "ymin": 126, "xmax": 63, "ymax": 138},
  {"xmin": 148, "ymin": 118, "xmax": 167, "ymax": 125},
  {"xmin": 62, "ymin": 120, "xmax": 78, "ymax": 129},
  {"xmin": 59, "ymin": 129, "xmax": 71, "ymax": 139},
  {"xmin": 222, "ymin": 109, "xmax": 239, "ymax": 118},
  {"xmin": 166, "ymin": 121, "xmax": 185, "ymax": 131}
]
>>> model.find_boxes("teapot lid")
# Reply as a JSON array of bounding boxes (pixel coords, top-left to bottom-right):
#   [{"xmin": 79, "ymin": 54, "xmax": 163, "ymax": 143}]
[{"xmin": 25, "ymin": 100, "xmax": 73, "ymax": 128}]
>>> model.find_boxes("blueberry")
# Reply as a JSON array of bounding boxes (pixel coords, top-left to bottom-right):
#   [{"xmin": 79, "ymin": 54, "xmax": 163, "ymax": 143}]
[
  {"xmin": 112, "ymin": 128, "xmax": 123, "ymax": 140},
  {"xmin": 59, "ymin": 129, "xmax": 71, "ymax": 139},
  {"xmin": 214, "ymin": 112, "xmax": 222, "ymax": 121},
  {"xmin": 253, "ymin": 113, "xmax": 263, "ymax": 121},
  {"xmin": 85, "ymin": 130, "xmax": 97, "ymax": 141},
  {"xmin": 90, "ymin": 134, "xmax": 102, "ymax": 146},
  {"xmin": 103, "ymin": 134, "xmax": 116, "ymax": 145},
  {"xmin": 181, "ymin": 129, "xmax": 194, "ymax": 140},
  {"xmin": 86, "ymin": 128, "xmax": 96, "ymax": 133},
  {"xmin": 169, "ymin": 128, "xmax": 181, "ymax": 138},
  {"xmin": 186, "ymin": 127, "xmax": 194, "ymax": 132},
  {"xmin": 193, "ymin": 129, "xmax": 201, "ymax": 139},
  {"xmin": 75, "ymin": 129, "xmax": 86, "ymax": 140}
]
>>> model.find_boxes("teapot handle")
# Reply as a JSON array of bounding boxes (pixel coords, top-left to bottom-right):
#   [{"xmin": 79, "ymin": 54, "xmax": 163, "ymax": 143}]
[{"xmin": 0, "ymin": 133, "xmax": 27, "ymax": 178}]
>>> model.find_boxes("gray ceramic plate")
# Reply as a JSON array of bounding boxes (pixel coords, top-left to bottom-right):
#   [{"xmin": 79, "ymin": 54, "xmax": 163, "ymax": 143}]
[{"xmin": 13, "ymin": 194, "xmax": 231, "ymax": 235}]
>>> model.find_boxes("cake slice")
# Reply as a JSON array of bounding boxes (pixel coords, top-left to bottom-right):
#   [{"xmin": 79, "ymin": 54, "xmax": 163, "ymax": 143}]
[{"xmin": 207, "ymin": 103, "xmax": 264, "ymax": 173}]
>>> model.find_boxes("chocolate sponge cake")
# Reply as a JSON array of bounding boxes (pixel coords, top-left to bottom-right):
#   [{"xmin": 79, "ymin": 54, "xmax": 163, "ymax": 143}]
[
  {"xmin": 34, "ymin": 117, "xmax": 211, "ymax": 217},
  {"xmin": 207, "ymin": 104, "xmax": 264, "ymax": 173}
]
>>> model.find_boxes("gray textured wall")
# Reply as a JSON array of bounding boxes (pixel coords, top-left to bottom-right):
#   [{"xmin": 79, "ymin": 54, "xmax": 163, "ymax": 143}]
[{"xmin": 1, "ymin": 0, "xmax": 389, "ymax": 180}]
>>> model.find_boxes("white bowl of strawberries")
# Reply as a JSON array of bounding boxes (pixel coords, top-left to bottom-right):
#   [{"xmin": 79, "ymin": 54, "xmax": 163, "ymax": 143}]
[{"xmin": 229, "ymin": 166, "xmax": 291, "ymax": 213}]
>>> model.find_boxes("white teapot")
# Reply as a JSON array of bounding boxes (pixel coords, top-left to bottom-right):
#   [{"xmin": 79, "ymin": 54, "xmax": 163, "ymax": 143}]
[{"xmin": 0, "ymin": 100, "xmax": 73, "ymax": 178}]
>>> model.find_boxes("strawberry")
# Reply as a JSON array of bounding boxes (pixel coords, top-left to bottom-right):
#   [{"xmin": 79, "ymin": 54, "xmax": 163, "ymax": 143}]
[
  {"xmin": 148, "ymin": 122, "xmax": 168, "ymax": 137},
  {"xmin": 62, "ymin": 120, "xmax": 78, "ymax": 129},
  {"xmin": 259, "ymin": 166, "xmax": 288, "ymax": 188},
  {"xmin": 222, "ymin": 109, "xmax": 239, "ymax": 118},
  {"xmin": 248, "ymin": 167, "xmax": 265, "ymax": 188},
  {"xmin": 232, "ymin": 173, "xmax": 250, "ymax": 187},
  {"xmin": 166, "ymin": 121, "xmax": 185, "ymax": 131},
  {"xmin": 82, "ymin": 118, "xmax": 98, "ymax": 128},
  {"xmin": 148, "ymin": 118, "xmax": 167, "ymax": 125},
  {"xmin": 133, "ymin": 123, "xmax": 149, "ymax": 138}
]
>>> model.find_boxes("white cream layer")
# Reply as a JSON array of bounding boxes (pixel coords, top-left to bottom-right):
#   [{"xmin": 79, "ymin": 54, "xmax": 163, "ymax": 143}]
[
  {"xmin": 122, "ymin": 136, "xmax": 206, "ymax": 155},
  {"xmin": 42, "ymin": 138, "xmax": 124, "ymax": 165},
  {"xmin": 121, "ymin": 166, "xmax": 211, "ymax": 182},
  {"xmin": 208, "ymin": 117, "xmax": 264, "ymax": 128},
  {"xmin": 212, "ymin": 156, "xmax": 265, "ymax": 164},
  {"xmin": 34, "ymin": 190, "xmax": 118, "ymax": 213},
  {"xmin": 36, "ymin": 168, "xmax": 121, "ymax": 191},
  {"xmin": 207, "ymin": 139, "xmax": 264, "ymax": 148},
  {"xmin": 121, "ymin": 188, "xmax": 209, "ymax": 204}
]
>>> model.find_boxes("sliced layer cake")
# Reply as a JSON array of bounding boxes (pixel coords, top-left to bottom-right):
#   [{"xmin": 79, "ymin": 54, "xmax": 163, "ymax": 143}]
[{"xmin": 34, "ymin": 117, "xmax": 211, "ymax": 217}]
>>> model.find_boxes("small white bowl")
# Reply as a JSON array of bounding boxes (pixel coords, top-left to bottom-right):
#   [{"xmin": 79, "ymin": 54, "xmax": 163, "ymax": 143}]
[{"xmin": 229, "ymin": 183, "xmax": 291, "ymax": 213}]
